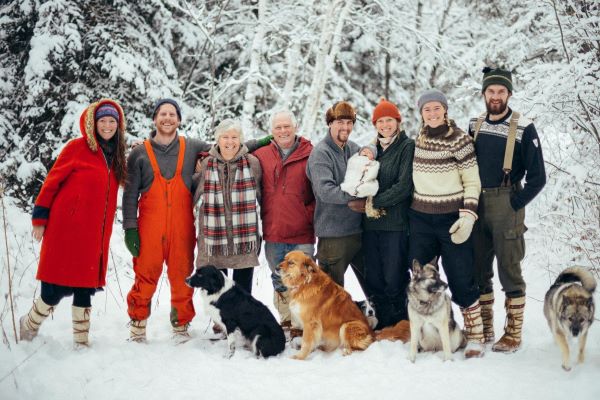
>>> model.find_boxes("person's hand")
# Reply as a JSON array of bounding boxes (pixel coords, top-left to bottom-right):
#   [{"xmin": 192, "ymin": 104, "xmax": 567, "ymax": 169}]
[
  {"xmin": 32, "ymin": 225, "xmax": 45, "ymax": 242},
  {"xmin": 449, "ymin": 210, "xmax": 477, "ymax": 244},
  {"xmin": 348, "ymin": 199, "xmax": 366, "ymax": 213},
  {"xmin": 125, "ymin": 228, "xmax": 141, "ymax": 257}
]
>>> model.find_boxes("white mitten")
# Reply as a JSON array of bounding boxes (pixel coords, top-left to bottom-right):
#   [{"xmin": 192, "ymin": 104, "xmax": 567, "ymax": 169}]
[{"xmin": 449, "ymin": 210, "xmax": 477, "ymax": 244}]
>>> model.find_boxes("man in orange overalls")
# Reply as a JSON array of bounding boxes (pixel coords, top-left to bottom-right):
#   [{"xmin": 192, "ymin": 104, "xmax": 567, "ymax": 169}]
[{"xmin": 123, "ymin": 99, "xmax": 270, "ymax": 343}]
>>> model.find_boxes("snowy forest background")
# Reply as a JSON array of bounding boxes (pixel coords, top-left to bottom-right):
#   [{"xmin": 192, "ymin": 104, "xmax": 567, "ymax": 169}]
[{"xmin": 0, "ymin": 1, "xmax": 599, "ymax": 398}]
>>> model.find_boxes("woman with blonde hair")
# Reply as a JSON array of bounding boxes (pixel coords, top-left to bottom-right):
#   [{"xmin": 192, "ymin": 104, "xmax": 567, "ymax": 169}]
[{"xmin": 409, "ymin": 89, "xmax": 485, "ymax": 358}]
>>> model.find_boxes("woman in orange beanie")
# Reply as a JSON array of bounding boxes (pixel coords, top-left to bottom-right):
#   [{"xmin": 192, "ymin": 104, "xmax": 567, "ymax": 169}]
[{"xmin": 361, "ymin": 98, "xmax": 415, "ymax": 329}]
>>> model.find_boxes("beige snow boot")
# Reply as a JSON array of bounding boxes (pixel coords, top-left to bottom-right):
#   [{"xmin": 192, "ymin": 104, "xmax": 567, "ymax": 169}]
[
  {"xmin": 492, "ymin": 296, "xmax": 525, "ymax": 353},
  {"xmin": 129, "ymin": 319, "xmax": 147, "ymax": 343},
  {"xmin": 461, "ymin": 300, "xmax": 485, "ymax": 359},
  {"xmin": 479, "ymin": 292, "xmax": 495, "ymax": 344},
  {"xmin": 72, "ymin": 306, "xmax": 91, "ymax": 347},
  {"xmin": 20, "ymin": 298, "xmax": 54, "ymax": 341},
  {"xmin": 274, "ymin": 290, "xmax": 291, "ymax": 325},
  {"xmin": 172, "ymin": 323, "xmax": 191, "ymax": 344}
]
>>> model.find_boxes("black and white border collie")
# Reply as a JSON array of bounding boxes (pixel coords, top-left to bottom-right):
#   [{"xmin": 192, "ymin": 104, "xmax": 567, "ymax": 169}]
[
  {"xmin": 355, "ymin": 299, "xmax": 378, "ymax": 330},
  {"xmin": 185, "ymin": 265, "xmax": 285, "ymax": 358}
]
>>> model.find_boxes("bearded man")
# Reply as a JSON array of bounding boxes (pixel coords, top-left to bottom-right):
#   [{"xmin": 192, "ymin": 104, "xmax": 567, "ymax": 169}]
[{"xmin": 468, "ymin": 67, "xmax": 546, "ymax": 353}]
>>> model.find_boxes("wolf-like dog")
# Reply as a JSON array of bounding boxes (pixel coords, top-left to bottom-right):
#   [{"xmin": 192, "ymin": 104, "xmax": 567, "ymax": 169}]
[
  {"xmin": 544, "ymin": 266, "xmax": 596, "ymax": 371},
  {"xmin": 407, "ymin": 259, "xmax": 466, "ymax": 362}
]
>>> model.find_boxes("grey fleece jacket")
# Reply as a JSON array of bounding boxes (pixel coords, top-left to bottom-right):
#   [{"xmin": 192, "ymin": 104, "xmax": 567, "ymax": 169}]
[
  {"xmin": 306, "ymin": 132, "xmax": 361, "ymax": 238},
  {"xmin": 122, "ymin": 132, "xmax": 261, "ymax": 229}
]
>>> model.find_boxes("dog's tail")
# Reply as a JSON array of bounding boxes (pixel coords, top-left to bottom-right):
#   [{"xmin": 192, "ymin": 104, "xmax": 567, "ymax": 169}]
[
  {"xmin": 375, "ymin": 320, "xmax": 411, "ymax": 343},
  {"xmin": 554, "ymin": 266, "xmax": 597, "ymax": 293},
  {"xmin": 341, "ymin": 321, "xmax": 374, "ymax": 350}
]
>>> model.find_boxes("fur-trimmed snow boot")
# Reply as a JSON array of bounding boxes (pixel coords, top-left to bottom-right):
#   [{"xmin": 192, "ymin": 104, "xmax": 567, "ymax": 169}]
[
  {"xmin": 461, "ymin": 300, "xmax": 485, "ymax": 358},
  {"xmin": 72, "ymin": 306, "xmax": 91, "ymax": 347},
  {"xmin": 479, "ymin": 292, "xmax": 495, "ymax": 344},
  {"xmin": 129, "ymin": 319, "xmax": 147, "ymax": 343},
  {"xmin": 492, "ymin": 296, "xmax": 525, "ymax": 353},
  {"xmin": 20, "ymin": 298, "xmax": 54, "ymax": 341}
]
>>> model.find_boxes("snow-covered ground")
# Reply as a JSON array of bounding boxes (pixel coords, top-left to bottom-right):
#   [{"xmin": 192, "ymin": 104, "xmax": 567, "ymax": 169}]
[{"xmin": 0, "ymin": 195, "xmax": 598, "ymax": 400}]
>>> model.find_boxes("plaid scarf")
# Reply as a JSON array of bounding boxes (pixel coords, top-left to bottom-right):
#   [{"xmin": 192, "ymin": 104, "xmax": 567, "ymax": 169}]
[{"xmin": 202, "ymin": 155, "xmax": 258, "ymax": 256}]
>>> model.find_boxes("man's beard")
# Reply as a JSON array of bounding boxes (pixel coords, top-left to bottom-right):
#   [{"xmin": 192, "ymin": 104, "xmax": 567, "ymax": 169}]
[{"xmin": 486, "ymin": 98, "xmax": 508, "ymax": 115}]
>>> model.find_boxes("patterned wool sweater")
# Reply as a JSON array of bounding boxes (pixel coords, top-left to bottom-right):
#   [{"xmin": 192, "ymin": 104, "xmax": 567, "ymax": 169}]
[{"xmin": 411, "ymin": 122, "xmax": 481, "ymax": 215}]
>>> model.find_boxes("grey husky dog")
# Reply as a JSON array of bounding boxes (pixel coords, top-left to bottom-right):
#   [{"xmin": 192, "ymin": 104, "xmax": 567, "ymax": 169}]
[
  {"xmin": 408, "ymin": 258, "xmax": 466, "ymax": 362},
  {"xmin": 544, "ymin": 266, "xmax": 596, "ymax": 371}
]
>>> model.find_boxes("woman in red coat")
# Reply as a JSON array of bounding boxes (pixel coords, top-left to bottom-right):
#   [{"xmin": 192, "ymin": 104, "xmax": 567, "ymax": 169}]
[{"xmin": 19, "ymin": 98, "xmax": 127, "ymax": 347}]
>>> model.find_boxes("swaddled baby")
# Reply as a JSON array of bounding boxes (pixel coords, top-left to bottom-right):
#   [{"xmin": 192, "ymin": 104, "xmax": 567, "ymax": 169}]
[{"xmin": 341, "ymin": 146, "xmax": 379, "ymax": 197}]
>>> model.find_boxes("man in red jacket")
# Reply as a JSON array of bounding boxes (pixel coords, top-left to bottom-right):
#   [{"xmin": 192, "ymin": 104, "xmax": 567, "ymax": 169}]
[{"xmin": 253, "ymin": 110, "xmax": 315, "ymax": 334}]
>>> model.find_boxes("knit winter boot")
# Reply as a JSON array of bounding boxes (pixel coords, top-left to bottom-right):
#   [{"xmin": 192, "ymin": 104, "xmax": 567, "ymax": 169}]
[
  {"xmin": 72, "ymin": 306, "xmax": 91, "ymax": 347},
  {"xmin": 461, "ymin": 301, "xmax": 485, "ymax": 359},
  {"xmin": 129, "ymin": 319, "xmax": 147, "ymax": 343},
  {"xmin": 274, "ymin": 290, "xmax": 292, "ymax": 326},
  {"xmin": 479, "ymin": 292, "xmax": 495, "ymax": 344},
  {"xmin": 19, "ymin": 298, "xmax": 54, "ymax": 341},
  {"xmin": 172, "ymin": 323, "xmax": 191, "ymax": 344},
  {"xmin": 492, "ymin": 296, "xmax": 525, "ymax": 353}
]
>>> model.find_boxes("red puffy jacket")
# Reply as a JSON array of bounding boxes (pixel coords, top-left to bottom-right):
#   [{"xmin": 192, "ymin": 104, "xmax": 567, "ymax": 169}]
[
  {"xmin": 33, "ymin": 99, "xmax": 125, "ymax": 288},
  {"xmin": 253, "ymin": 137, "xmax": 315, "ymax": 244}
]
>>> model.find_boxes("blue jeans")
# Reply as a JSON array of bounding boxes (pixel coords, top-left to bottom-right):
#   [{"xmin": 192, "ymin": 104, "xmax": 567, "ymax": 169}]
[{"xmin": 264, "ymin": 242, "xmax": 315, "ymax": 292}]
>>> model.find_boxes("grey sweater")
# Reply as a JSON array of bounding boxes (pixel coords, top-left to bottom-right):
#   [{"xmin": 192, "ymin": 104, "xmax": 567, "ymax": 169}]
[
  {"xmin": 122, "ymin": 132, "xmax": 261, "ymax": 229},
  {"xmin": 306, "ymin": 132, "xmax": 361, "ymax": 238}
]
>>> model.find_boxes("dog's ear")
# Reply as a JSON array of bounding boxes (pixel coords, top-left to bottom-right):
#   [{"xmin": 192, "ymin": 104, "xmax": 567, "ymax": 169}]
[
  {"xmin": 429, "ymin": 257, "xmax": 439, "ymax": 269},
  {"xmin": 304, "ymin": 256, "xmax": 317, "ymax": 273},
  {"xmin": 412, "ymin": 259, "xmax": 422, "ymax": 273}
]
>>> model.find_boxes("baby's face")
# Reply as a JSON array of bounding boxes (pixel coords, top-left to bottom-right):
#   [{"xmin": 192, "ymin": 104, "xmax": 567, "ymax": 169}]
[{"xmin": 360, "ymin": 149, "xmax": 375, "ymax": 160}]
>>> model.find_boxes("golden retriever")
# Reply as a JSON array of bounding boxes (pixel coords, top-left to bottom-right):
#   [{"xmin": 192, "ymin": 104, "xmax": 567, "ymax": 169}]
[{"xmin": 279, "ymin": 250, "xmax": 374, "ymax": 360}]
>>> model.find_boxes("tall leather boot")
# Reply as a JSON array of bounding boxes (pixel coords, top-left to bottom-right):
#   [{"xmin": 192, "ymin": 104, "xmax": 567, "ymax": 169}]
[
  {"xmin": 461, "ymin": 300, "xmax": 485, "ymax": 359},
  {"xmin": 20, "ymin": 298, "xmax": 54, "ymax": 341},
  {"xmin": 492, "ymin": 296, "xmax": 525, "ymax": 353},
  {"xmin": 479, "ymin": 292, "xmax": 495, "ymax": 344},
  {"xmin": 72, "ymin": 306, "xmax": 91, "ymax": 347}
]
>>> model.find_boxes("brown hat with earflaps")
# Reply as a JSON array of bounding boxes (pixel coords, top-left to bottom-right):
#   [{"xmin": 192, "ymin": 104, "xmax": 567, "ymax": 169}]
[{"xmin": 325, "ymin": 101, "xmax": 356, "ymax": 125}]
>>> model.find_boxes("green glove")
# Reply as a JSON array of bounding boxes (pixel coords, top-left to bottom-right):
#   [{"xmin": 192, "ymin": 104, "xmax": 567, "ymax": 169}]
[
  {"xmin": 124, "ymin": 228, "xmax": 140, "ymax": 257},
  {"xmin": 257, "ymin": 134, "xmax": 273, "ymax": 147}
]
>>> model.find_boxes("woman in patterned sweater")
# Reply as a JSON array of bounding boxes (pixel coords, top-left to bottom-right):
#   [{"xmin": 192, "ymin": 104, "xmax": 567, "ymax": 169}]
[{"xmin": 409, "ymin": 89, "xmax": 485, "ymax": 359}]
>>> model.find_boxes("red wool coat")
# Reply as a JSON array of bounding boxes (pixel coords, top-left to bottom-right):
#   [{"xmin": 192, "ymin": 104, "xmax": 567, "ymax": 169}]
[
  {"xmin": 33, "ymin": 99, "xmax": 126, "ymax": 288},
  {"xmin": 253, "ymin": 137, "xmax": 315, "ymax": 244}
]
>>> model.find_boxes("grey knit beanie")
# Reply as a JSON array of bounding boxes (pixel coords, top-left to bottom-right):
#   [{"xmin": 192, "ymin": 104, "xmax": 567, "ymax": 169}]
[{"xmin": 417, "ymin": 89, "xmax": 448, "ymax": 112}]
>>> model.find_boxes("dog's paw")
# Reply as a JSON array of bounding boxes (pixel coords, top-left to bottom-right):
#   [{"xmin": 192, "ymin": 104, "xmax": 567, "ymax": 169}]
[
  {"xmin": 290, "ymin": 337, "xmax": 302, "ymax": 350},
  {"xmin": 341, "ymin": 347, "xmax": 352, "ymax": 356},
  {"xmin": 562, "ymin": 363, "xmax": 572, "ymax": 372},
  {"xmin": 291, "ymin": 353, "xmax": 307, "ymax": 360},
  {"xmin": 408, "ymin": 354, "xmax": 416, "ymax": 363}
]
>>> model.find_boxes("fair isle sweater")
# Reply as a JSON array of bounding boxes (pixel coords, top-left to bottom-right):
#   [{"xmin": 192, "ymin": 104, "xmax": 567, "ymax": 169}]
[{"xmin": 411, "ymin": 123, "xmax": 481, "ymax": 215}]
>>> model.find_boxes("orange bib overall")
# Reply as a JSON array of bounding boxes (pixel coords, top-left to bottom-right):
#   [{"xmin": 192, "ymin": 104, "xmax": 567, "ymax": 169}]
[{"xmin": 127, "ymin": 137, "xmax": 196, "ymax": 327}]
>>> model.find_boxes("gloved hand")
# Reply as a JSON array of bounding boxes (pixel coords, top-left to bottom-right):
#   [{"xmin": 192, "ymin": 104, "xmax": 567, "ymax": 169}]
[
  {"xmin": 125, "ymin": 228, "xmax": 140, "ymax": 257},
  {"xmin": 348, "ymin": 199, "xmax": 366, "ymax": 213},
  {"xmin": 449, "ymin": 210, "xmax": 477, "ymax": 244},
  {"xmin": 257, "ymin": 134, "xmax": 273, "ymax": 147}
]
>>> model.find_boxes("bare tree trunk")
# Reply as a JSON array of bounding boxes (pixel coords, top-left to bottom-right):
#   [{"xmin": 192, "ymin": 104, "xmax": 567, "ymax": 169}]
[
  {"xmin": 300, "ymin": 0, "xmax": 352, "ymax": 139},
  {"xmin": 429, "ymin": 0, "xmax": 455, "ymax": 86},
  {"xmin": 384, "ymin": 50, "xmax": 391, "ymax": 100},
  {"xmin": 242, "ymin": 0, "xmax": 268, "ymax": 136}
]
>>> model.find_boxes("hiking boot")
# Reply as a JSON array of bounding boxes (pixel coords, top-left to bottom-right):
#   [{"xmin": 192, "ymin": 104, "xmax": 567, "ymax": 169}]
[{"xmin": 172, "ymin": 323, "xmax": 191, "ymax": 344}]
